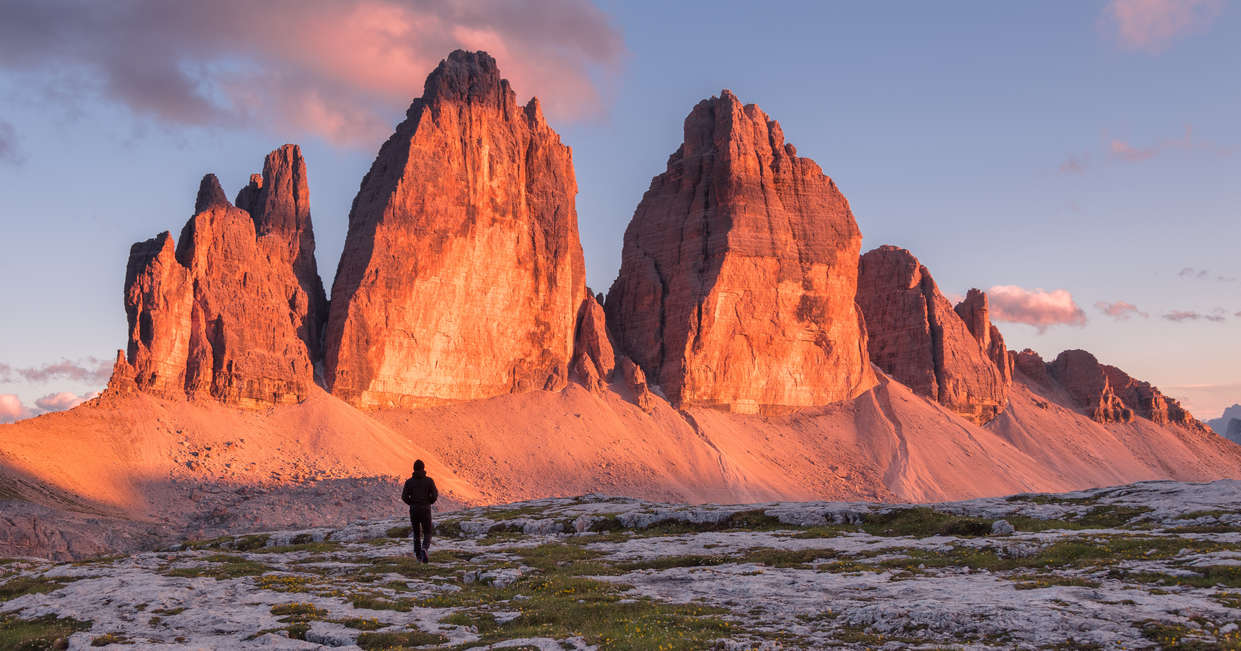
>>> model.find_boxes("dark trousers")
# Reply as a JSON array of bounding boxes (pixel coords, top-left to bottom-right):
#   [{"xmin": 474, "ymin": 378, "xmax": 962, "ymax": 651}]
[{"xmin": 410, "ymin": 506, "xmax": 433, "ymax": 554}]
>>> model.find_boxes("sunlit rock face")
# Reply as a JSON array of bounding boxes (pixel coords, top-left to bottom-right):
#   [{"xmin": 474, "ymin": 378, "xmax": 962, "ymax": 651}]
[
  {"xmin": 1047, "ymin": 349, "xmax": 1209, "ymax": 432},
  {"xmin": 324, "ymin": 50, "xmax": 587, "ymax": 409},
  {"xmin": 604, "ymin": 90, "xmax": 875, "ymax": 413},
  {"xmin": 234, "ymin": 145, "xmax": 328, "ymax": 360},
  {"xmin": 116, "ymin": 174, "xmax": 317, "ymax": 406},
  {"xmin": 856, "ymin": 246, "xmax": 1008, "ymax": 424}
]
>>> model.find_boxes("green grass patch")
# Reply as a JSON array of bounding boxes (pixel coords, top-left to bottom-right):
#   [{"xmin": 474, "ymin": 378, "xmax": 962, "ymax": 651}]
[
  {"xmin": 1118, "ymin": 565, "xmax": 1241, "ymax": 589},
  {"xmin": 340, "ymin": 617, "xmax": 385, "ymax": 630},
  {"xmin": 356, "ymin": 629, "xmax": 449, "ymax": 649},
  {"xmin": 0, "ymin": 613, "xmax": 92, "ymax": 650},
  {"xmin": 90, "ymin": 632, "xmax": 131, "ymax": 646},
  {"xmin": 0, "ymin": 575, "xmax": 70, "ymax": 602},
  {"xmin": 860, "ymin": 507, "xmax": 993, "ymax": 537},
  {"xmin": 1009, "ymin": 574, "xmax": 1101, "ymax": 590},
  {"xmin": 163, "ymin": 555, "xmax": 273, "ymax": 579},
  {"xmin": 271, "ymin": 602, "xmax": 329, "ymax": 623}
]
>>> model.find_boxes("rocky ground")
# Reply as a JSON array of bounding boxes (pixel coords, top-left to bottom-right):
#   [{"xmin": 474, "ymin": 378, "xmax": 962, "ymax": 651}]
[{"xmin": 3, "ymin": 480, "xmax": 1241, "ymax": 649}]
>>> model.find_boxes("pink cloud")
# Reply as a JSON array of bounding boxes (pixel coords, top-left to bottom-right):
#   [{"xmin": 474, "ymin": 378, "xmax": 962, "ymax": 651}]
[
  {"xmin": 0, "ymin": 394, "xmax": 33, "ymax": 424},
  {"xmin": 0, "ymin": 0, "xmax": 625, "ymax": 146},
  {"xmin": 0, "ymin": 357, "xmax": 111, "ymax": 384},
  {"xmin": 34, "ymin": 391, "xmax": 95, "ymax": 412},
  {"xmin": 1095, "ymin": 300, "xmax": 1148, "ymax": 320},
  {"xmin": 987, "ymin": 285, "xmax": 1088, "ymax": 332},
  {"xmin": 1105, "ymin": 0, "xmax": 1222, "ymax": 53},
  {"xmin": 1109, "ymin": 139, "xmax": 1157, "ymax": 161}
]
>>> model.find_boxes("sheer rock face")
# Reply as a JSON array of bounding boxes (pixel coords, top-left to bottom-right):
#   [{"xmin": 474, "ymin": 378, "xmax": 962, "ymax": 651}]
[
  {"xmin": 1040, "ymin": 349, "xmax": 1209, "ymax": 432},
  {"xmin": 954, "ymin": 288, "xmax": 1014, "ymax": 386},
  {"xmin": 604, "ymin": 90, "xmax": 874, "ymax": 413},
  {"xmin": 856, "ymin": 246, "xmax": 1008, "ymax": 424},
  {"xmin": 115, "ymin": 177, "xmax": 317, "ymax": 406},
  {"xmin": 571, "ymin": 295, "xmax": 615, "ymax": 392},
  {"xmin": 324, "ymin": 50, "xmax": 587, "ymax": 409},
  {"xmin": 234, "ymin": 145, "xmax": 328, "ymax": 359}
]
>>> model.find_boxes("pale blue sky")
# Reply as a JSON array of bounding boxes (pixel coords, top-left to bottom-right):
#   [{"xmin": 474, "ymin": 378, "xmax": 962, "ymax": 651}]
[{"xmin": 0, "ymin": 0, "xmax": 1237, "ymax": 419}]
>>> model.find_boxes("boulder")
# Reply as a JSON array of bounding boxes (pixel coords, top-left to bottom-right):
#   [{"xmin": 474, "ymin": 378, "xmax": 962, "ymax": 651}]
[
  {"xmin": 324, "ymin": 51, "xmax": 587, "ymax": 408},
  {"xmin": 856, "ymin": 246, "xmax": 1008, "ymax": 424},
  {"xmin": 604, "ymin": 90, "xmax": 874, "ymax": 412}
]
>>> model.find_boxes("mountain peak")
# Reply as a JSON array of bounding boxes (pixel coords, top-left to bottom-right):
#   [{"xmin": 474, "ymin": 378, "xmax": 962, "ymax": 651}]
[{"xmin": 420, "ymin": 49, "xmax": 512, "ymax": 111}]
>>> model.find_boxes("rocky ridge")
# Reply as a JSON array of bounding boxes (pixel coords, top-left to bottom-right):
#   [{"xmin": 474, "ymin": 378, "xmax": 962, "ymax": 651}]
[
  {"xmin": 1013, "ymin": 348, "xmax": 1210, "ymax": 433},
  {"xmin": 113, "ymin": 166, "xmax": 318, "ymax": 406},
  {"xmin": 604, "ymin": 90, "xmax": 875, "ymax": 413},
  {"xmin": 99, "ymin": 48, "xmax": 1218, "ymax": 442},
  {"xmin": 856, "ymin": 246, "xmax": 1009, "ymax": 424}
]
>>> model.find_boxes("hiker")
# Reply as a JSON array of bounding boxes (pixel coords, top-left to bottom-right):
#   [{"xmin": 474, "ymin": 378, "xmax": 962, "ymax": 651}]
[{"xmin": 401, "ymin": 459, "xmax": 438, "ymax": 563}]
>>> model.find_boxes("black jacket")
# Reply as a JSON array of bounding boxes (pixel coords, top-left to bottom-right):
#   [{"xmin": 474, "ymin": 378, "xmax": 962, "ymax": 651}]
[{"xmin": 402, "ymin": 471, "xmax": 438, "ymax": 509}]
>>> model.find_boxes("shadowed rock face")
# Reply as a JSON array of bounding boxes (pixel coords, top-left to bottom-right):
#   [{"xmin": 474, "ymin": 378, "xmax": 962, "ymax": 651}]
[
  {"xmin": 324, "ymin": 50, "xmax": 587, "ymax": 409},
  {"xmin": 1048, "ymin": 349, "xmax": 1135, "ymax": 424},
  {"xmin": 1014, "ymin": 348, "xmax": 1211, "ymax": 433},
  {"xmin": 234, "ymin": 145, "xmax": 328, "ymax": 360},
  {"xmin": 954, "ymin": 288, "xmax": 1014, "ymax": 386},
  {"xmin": 115, "ymin": 182, "xmax": 317, "ymax": 406},
  {"xmin": 856, "ymin": 246, "xmax": 1008, "ymax": 424},
  {"xmin": 604, "ymin": 90, "xmax": 874, "ymax": 413}
]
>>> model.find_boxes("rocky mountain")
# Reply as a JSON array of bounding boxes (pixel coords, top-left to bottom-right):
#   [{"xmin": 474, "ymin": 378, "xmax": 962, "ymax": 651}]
[
  {"xmin": 856, "ymin": 246, "xmax": 1009, "ymax": 424},
  {"xmin": 1209, "ymin": 404, "xmax": 1241, "ymax": 437},
  {"xmin": 113, "ymin": 164, "xmax": 319, "ymax": 407},
  {"xmin": 604, "ymin": 90, "xmax": 874, "ymax": 413},
  {"xmin": 234, "ymin": 145, "xmax": 328, "ymax": 360},
  {"xmin": 4, "ymin": 48, "xmax": 1237, "ymax": 562},
  {"xmin": 1012, "ymin": 348, "xmax": 1210, "ymax": 433},
  {"xmin": 324, "ymin": 50, "xmax": 588, "ymax": 409}
]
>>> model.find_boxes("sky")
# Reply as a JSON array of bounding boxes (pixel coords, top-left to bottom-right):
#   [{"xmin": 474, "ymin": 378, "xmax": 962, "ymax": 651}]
[{"xmin": 0, "ymin": 0, "xmax": 1238, "ymax": 422}]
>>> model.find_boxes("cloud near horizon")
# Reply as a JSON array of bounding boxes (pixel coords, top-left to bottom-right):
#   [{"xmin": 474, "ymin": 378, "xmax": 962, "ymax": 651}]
[
  {"xmin": 0, "ymin": 357, "xmax": 112, "ymax": 385},
  {"xmin": 34, "ymin": 391, "xmax": 96, "ymax": 412},
  {"xmin": 1105, "ymin": 0, "xmax": 1222, "ymax": 53},
  {"xmin": 0, "ymin": 394, "xmax": 31, "ymax": 423},
  {"xmin": 1095, "ymin": 300, "xmax": 1148, "ymax": 320},
  {"xmin": 1163, "ymin": 310, "xmax": 1228, "ymax": 323},
  {"xmin": 986, "ymin": 285, "xmax": 1088, "ymax": 332},
  {"xmin": 0, "ymin": 0, "xmax": 625, "ymax": 146}
]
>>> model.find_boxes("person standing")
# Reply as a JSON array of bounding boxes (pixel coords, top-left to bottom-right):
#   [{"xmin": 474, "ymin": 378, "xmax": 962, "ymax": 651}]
[{"xmin": 400, "ymin": 459, "xmax": 438, "ymax": 563}]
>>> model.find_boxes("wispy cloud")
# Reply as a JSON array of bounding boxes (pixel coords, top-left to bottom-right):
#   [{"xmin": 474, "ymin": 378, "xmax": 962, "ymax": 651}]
[
  {"xmin": 0, "ymin": 0, "xmax": 625, "ymax": 146},
  {"xmin": 0, "ymin": 357, "xmax": 112, "ymax": 385},
  {"xmin": 1179, "ymin": 267, "xmax": 1238, "ymax": 282},
  {"xmin": 0, "ymin": 120, "xmax": 20, "ymax": 164},
  {"xmin": 1163, "ymin": 309, "xmax": 1228, "ymax": 323},
  {"xmin": 1059, "ymin": 126, "xmax": 1232, "ymax": 174},
  {"xmin": 0, "ymin": 394, "xmax": 33, "ymax": 424},
  {"xmin": 1104, "ymin": 0, "xmax": 1223, "ymax": 53},
  {"xmin": 987, "ymin": 285, "xmax": 1088, "ymax": 332},
  {"xmin": 1058, "ymin": 155, "xmax": 1088, "ymax": 174},
  {"xmin": 1095, "ymin": 300, "xmax": 1148, "ymax": 320}
]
